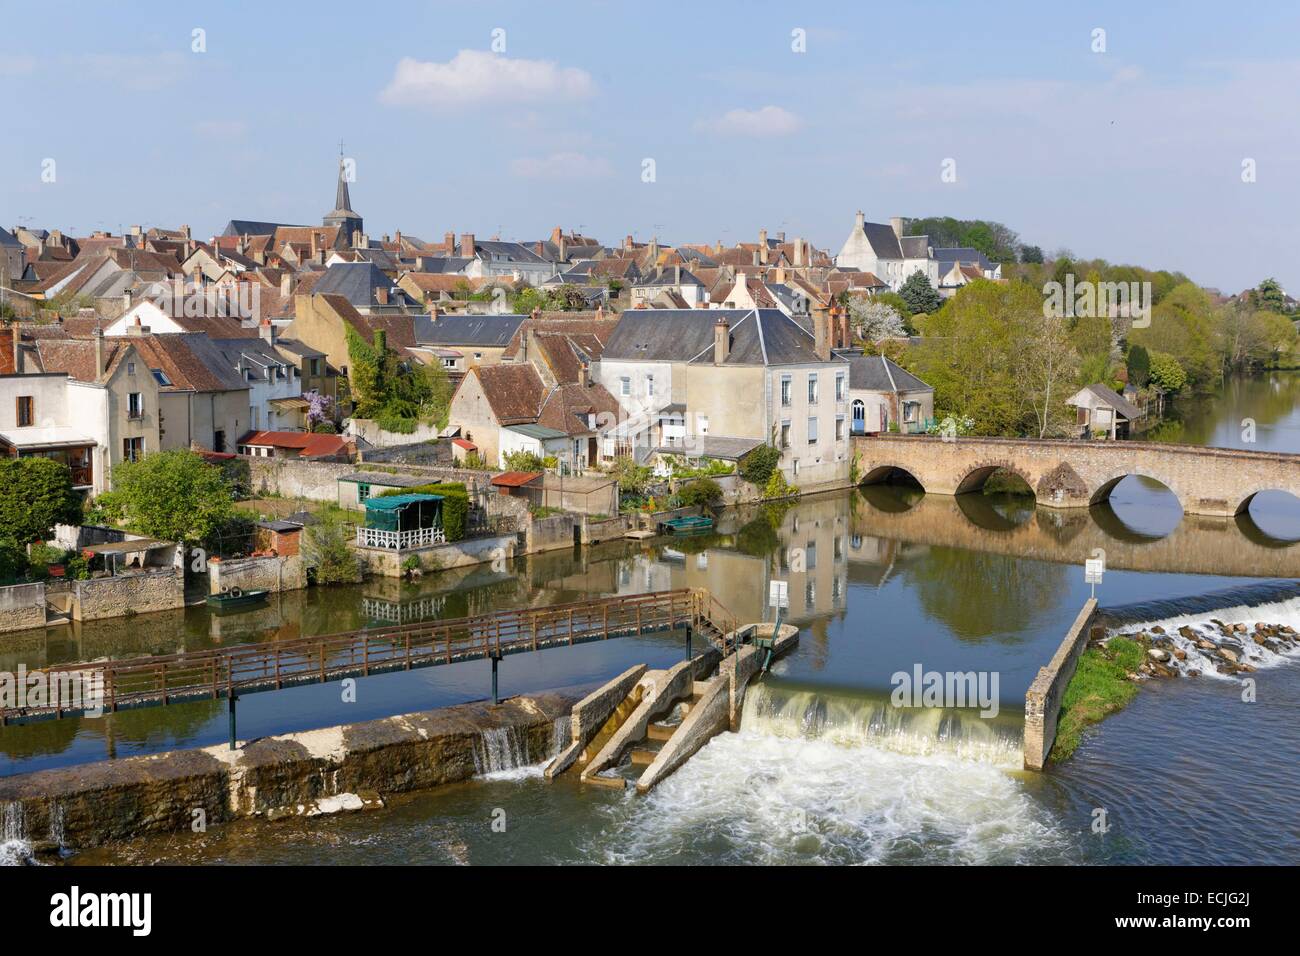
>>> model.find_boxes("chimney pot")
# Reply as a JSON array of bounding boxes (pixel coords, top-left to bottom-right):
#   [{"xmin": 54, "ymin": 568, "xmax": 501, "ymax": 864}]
[{"xmin": 93, "ymin": 327, "xmax": 105, "ymax": 379}]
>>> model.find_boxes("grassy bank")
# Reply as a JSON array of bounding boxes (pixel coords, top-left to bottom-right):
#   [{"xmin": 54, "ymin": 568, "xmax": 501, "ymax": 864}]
[{"xmin": 1050, "ymin": 636, "xmax": 1145, "ymax": 763}]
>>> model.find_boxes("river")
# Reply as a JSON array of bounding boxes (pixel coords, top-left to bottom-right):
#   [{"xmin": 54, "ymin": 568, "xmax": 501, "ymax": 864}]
[{"xmin": 3, "ymin": 373, "xmax": 1298, "ymax": 866}]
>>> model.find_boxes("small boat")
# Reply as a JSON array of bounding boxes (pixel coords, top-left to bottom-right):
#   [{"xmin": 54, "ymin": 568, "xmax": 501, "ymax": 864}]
[
  {"xmin": 663, "ymin": 515, "xmax": 714, "ymax": 535},
  {"xmin": 205, "ymin": 586, "xmax": 270, "ymax": 611}
]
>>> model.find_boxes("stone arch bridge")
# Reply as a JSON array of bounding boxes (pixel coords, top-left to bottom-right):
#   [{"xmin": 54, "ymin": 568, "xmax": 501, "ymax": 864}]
[{"xmin": 850, "ymin": 435, "xmax": 1300, "ymax": 518}]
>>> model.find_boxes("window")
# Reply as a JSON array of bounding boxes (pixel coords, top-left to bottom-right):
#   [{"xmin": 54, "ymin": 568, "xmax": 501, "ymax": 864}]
[
  {"xmin": 357, "ymin": 482, "xmax": 371, "ymax": 502},
  {"xmin": 780, "ymin": 420, "xmax": 791, "ymax": 449},
  {"xmin": 792, "ymin": 458, "xmax": 800, "ymax": 477},
  {"xmin": 442, "ymin": 358, "xmax": 457, "ymax": 369},
  {"xmin": 835, "ymin": 373, "xmax": 846, "ymax": 402},
  {"xmin": 127, "ymin": 393, "xmax": 143, "ymax": 419},
  {"xmin": 807, "ymin": 416, "xmax": 818, "ymax": 444},
  {"xmin": 620, "ymin": 376, "xmax": 631, "ymax": 397},
  {"xmin": 123, "ymin": 437, "xmax": 143, "ymax": 462},
  {"xmin": 835, "ymin": 415, "xmax": 845, "ymax": 441},
  {"xmin": 805, "ymin": 581, "xmax": 815, "ymax": 610},
  {"xmin": 151, "ymin": 368, "xmax": 172, "ymax": 386},
  {"xmin": 646, "ymin": 375, "xmax": 655, "ymax": 397},
  {"xmin": 15, "ymin": 396, "xmax": 33, "ymax": 427},
  {"xmin": 807, "ymin": 374, "xmax": 818, "ymax": 404},
  {"xmin": 805, "ymin": 541, "xmax": 817, "ymax": 570},
  {"xmin": 473, "ymin": 352, "xmax": 483, "ymax": 360},
  {"xmin": 309, "ymin": 358, "xmax": 322, "ymax": 377},
  {"xmin": 697, "ymin": 414, "xmax": 709, "ymax": 435},
  {"xmin": 213, "ymin": 430, "xmax": 226, "ymax": 453},
  {"xmin": 780, "ymin": 375, "xmax": 792, "ymax": 407},
  {"xmin": 126, "ymin": 362, "xmax": 136, "ymax": 375},
  {"xmin": 903, "ymin": 401, "xmax": 921, "ymax": 424}
]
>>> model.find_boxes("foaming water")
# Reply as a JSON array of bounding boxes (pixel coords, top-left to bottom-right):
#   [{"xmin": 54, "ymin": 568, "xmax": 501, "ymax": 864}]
[
  {"xmin": 1103, "ymin": 582, "xmax": 1300, "ymax": 679},
  {"xmin": 580, "ymin": 681, "xmax": 1068, "ymax": 865},
  {"xmin": 471, "ymin": 716, "xmax": 570, "ymax": 782}
]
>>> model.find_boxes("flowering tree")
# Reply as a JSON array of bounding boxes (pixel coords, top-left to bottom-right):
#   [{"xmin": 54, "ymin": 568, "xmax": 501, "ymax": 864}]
[{"xmin": 304, "ymin": 390, "xmax": 335, "ymax": 430}]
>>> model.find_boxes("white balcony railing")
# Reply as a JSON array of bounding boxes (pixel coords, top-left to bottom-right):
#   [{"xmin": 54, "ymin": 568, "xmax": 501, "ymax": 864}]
[{"xmin": 355, "ymin": 525, "xmax": 446, "ymax": 551}]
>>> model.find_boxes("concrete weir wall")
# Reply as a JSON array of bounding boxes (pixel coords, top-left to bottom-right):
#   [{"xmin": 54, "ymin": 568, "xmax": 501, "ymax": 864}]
[
  {"xmin": 545, "ymin": 664, "xmax": 646, "ymax": 779},
  {"xmin": 1023, "ymin": 599, "xmax": 1100, "ymax": 770},
  {"xmin": 0, "ymin": 692, "xmax": 575, "ymax": 852}
]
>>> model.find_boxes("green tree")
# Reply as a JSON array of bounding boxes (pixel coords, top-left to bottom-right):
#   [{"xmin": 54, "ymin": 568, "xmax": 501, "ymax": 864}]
[
  {"xmin": 1255, "ymin": 277, "xmax": 1288, "ymax": 314},
  {"xmin": 1020, "ymin": 245, "xmax": 1044, "ymax": 264},
  {"xmin": 1147, "ymin": 352, "xmax": 1188, "ymax": 392},
  {"xmin": 302, "ymin": 515, "xmax": 362, "ymax": 584},
  {"xmin": 346, "ymin": 326, "xmax": 452, "ymax": 430},
  {"xmin": 97, "ymin": 449, "xmax": 234, "ymax": 543},
  {"xmin": 1126, "ymin": 344, "xmax": 1151, "ymax": 387},
  {"xmin": 0, "ymin": 457, "xmax": 82, "ymax": 544},
  {"xmin": 898, "ymin": 272, "xmax": 942, "ymax": 314},
  {"xmin": 739, "ymin": 445, "xmax": 782, "ymax": 486}
]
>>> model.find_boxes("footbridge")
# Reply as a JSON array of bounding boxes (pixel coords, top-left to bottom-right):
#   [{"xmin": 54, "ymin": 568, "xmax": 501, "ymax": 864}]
[
  {"xmin": 0, "ymin": 588, "xmax": 741, "ymax": 726},
  {"xmin": 852, "ymin": 435, "xmax": 1300, "ymax": 517}
]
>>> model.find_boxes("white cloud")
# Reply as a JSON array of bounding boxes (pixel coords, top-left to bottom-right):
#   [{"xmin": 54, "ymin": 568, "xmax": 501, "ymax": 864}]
[
  {"xmin": 510, "ymin": 152, "xmax": 612, "ymax": 180},
  {"xmin": 699, "ymin": 105, "xmax": 803, "ymax": 137},
  {"xmin": 380, "ymin": 50, "xmax": 595, "ymax": 108}
]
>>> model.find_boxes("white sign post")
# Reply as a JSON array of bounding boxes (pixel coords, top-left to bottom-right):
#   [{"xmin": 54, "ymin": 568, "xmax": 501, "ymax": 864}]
[
  {"xmin": 1084, "ymin": 558, "xmax": 1104, "ymax": 600},
  {"xmin": 768, "ymin": 580, "xmax": 789, "ymax": 610}
]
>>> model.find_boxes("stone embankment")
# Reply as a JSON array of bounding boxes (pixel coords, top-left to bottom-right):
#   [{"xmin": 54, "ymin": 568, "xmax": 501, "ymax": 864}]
[{"xmin": 0, "ymin": 692, "xmax": 574, "ymax": 855}]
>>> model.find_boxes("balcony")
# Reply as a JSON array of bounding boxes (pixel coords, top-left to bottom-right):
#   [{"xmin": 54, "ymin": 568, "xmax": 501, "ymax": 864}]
[{"xmin": 355, "ymin": 525, "xmax": 446, "ymax": 551}]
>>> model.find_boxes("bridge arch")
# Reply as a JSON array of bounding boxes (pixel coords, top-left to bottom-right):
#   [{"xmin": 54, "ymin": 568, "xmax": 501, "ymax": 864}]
[
  {"xmin": 954, "ymin": 462, "xmax": 1036, "ymax": 497},
  {"xmin": 1234, "ymin": 488, "xmax": 1300, "ymax": 543},
  {"xmin": 1087, "ymin": 471, "xmax": 1185, "ymax": 510},
  {"xmin": 859, "ymin": 464, "xmax": 925, "ymax": 491}
]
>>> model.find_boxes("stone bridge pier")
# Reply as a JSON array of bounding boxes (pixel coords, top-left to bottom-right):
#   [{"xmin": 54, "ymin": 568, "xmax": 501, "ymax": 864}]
[{"xmin": 850, "ymin": 435, "xmax": 1300, "ymax": 518}]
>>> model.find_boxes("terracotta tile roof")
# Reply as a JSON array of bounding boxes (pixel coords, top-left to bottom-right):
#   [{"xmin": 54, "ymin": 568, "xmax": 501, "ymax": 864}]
[
  {"xmin": 237, "ymin": 430, "xmax": 352, "ymax": 458},
  {"xmin": 105, "ymin": 333, "xmax": 248, "ymax": 393},
  {"xmin": 500, "ymin": 313, "xmax": 617, "ymax": 360},
  {"xmin": 34, "ymin": 337, "xmax": 131, "ymax": 383},
  {"xmin": 490, "ymin": 471, "xmax": 543, "ymax": 488},
  {"xmin": 471, "ymin": 363, "xmax": 547, "ymax": 424},
  {"xmin": 536, "ymin": 381, "xmax": 622, "ymax": 436}
]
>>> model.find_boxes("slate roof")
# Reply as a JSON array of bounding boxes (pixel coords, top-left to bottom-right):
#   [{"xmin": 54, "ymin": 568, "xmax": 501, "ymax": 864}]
[
  {"xmin": 899, "ymin": 235, "xmax": 931, "ymax": 258},
  {"xmin": 602, "ymin": 308, "xmax": 842, "ymax": 367},
  {"xmin": 654, "ymin": 435, "xmax": 764, "ymax": 461},
  {"xmin": 419, "ymin": 313, "xmax": 527, "ymax": 348},
  {"xmin": 1071, "ymin": 383, "xmax": 1143, "ymax": 420},
  {"xmin": 223, "ymin": 220, "xmax": 304, "ymax": 237},
  {"xmin": 313, "ymin": 262, "xmax": 404, "ymax": 307},
  {"xmin": 857, "ymin": 221, "xmax": 903, "ymax": 259},
  {"xmin": 843, "ymin": 353, "xmax": 932, "ymax": 393}
]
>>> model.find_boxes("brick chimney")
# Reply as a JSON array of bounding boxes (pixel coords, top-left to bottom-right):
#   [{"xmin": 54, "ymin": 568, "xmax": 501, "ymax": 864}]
[
  {"xmin": 813, "ymin": 305, "xmax": 830, "ymax": 360},
  {"xmin": 624, "ymin": 234, "xmax": 634, "ymax": 251},
  {"xmin": 713, "ymin": 317, "xmax": 730, "ymax": 364},
  {"xmin": 11, "ymin": 325, "xmax": 22, "ymax": 375},
  {"xmin": 459, "ymin": 233, "xmax": 476, "ymax": 258},
  {"xmin": 579, "ymin": 363, "xmax": 590, "ymax": 388},
  {"xmin": 375, "ymin": 286, "xmax": 389, "ymax": 306},
  {"xmin": 444, "ymin": 231, "xmax": 455, "ymax": 253},
  {"xmin": 93, "ymin": 327, "xmax": 104, "ymax": 379}
]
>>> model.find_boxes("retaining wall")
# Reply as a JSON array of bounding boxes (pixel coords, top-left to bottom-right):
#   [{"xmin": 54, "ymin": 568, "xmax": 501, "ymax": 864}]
[
  {"xmin": 0, "ymin": 692, "xmax": 576, "ymax": 852},
  {"xmin": 0, "ymin": 582, "xmax": 46, "ymax": 634},
  {"xmin": 581, "ymin": 513, "xmax": 637, "ymax": 545},
  {"xmin": 1023, "ymin": 599, "xmax": 1101, "ymax": 770},
  {"xmin": 209, "ymin": 554, "xmax": 307, "ymax": 595},
  {"xmin": 526, "ymin": 512, "xmax": 579, "ymax": 553},
  {"xmin": 72, "ymin": 569, "xmax": 185, "ymax": 622},
  {"xmin": 355, "ymin": 533, "xmax": 516, "ymax": 578}
]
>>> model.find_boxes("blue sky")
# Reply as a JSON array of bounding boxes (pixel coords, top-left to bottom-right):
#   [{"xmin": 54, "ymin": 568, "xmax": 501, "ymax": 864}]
[{"xmin": 3, "ymin": 0, "xmax": 1299, "ymax": 293}]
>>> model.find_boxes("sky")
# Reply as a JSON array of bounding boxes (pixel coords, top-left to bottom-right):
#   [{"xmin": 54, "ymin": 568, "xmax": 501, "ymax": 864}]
[{"xmin": 3, "ymin": 0, "xmax": 1299, "ymax": 294}]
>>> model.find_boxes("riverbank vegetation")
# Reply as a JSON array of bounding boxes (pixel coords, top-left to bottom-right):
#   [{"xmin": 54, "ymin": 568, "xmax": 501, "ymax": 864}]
[
  {"xmin": 900, "ymin": 270, "xmax": 1298, "ymax": 438},
  {"xmin": 1051, "ymin": 636, "xmax": 1144, "ymax": 763}
]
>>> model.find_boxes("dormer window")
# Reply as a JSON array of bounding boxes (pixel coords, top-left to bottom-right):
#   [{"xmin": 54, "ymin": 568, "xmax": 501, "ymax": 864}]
[{"xmin": 151, "ymin": 368, "xmax": 172, "ymax": 386}]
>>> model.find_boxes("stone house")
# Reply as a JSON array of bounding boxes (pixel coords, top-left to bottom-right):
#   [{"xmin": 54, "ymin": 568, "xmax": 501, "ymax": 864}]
[{"xmin": 840, "ymin": 351, "xmax": 934, "ymax": 435}]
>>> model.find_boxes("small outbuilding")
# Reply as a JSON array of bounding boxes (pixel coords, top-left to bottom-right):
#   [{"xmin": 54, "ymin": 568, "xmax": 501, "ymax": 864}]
[{"xmin": 1066, "ymin": 384, "xmax": 1143, "ymax": 440}]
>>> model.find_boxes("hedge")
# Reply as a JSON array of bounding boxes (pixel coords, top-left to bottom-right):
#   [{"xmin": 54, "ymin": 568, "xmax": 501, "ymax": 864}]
[{"xmin": 379, "ymin": 482, "xmax": 468, "ymax": 541}]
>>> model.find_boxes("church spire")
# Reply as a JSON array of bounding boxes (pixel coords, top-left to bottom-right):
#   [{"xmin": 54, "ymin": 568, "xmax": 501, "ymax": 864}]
[
  {"xmin": 323, "ymin": 143, "xmax": 363, "ymax": 244},
  {"xmin": 334, "ymin": 149, "xmax": 353, "ymax": 213}
]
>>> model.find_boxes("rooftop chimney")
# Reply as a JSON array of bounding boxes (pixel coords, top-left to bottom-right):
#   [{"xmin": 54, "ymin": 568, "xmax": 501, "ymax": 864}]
[
  {"xmin": 624, "ymin": 234, "xmax": 634, "ymax": 251},
  {"xmin": 813, "ymin": 306, "xmax": 831, "ymax": 361},
  {"xmin": 94, "ymin": 327, "xmax": 104, "ymax": 379},
  {"xmin": 460, "ymin": 233, "xmax": 476, "ymax": 258},
  {"xmin": 713, "ymin": 317, "xmax": 730, "ymax": 364},
  {"xmin": 375, "ymin": 286, "xmax": 389, "ymax": 306},
  {"xmin": 11, "ymin": 325, "xmax": 22, "ymax": 375},
  {"xmin": 793, "ymin": 236, "xmax": 805, "ymax": 267},
  {"xmin": 259, "ymin": 317, "xmax": 277, "ymax": 345},
  {"xmin": 759, "ymin": 229, "xmax": 768, "ymax": 264},
  {"xmin": 855, "ymin": 210, "xmax": 865, "ymax": 230},
  {"xmin": 280, "ymin": 272, "xmax": 293, "ymax": 297},
  {"xmin": 578, "ymin": 363, "xmax": 590, "ymax": 388},
  {"xmin": 890, "ymin": 217, "xmax": 903, "ymax": 242},
  {"xmin": 835, "ymin": 303, "xmax": 850, "ymax": 349}
]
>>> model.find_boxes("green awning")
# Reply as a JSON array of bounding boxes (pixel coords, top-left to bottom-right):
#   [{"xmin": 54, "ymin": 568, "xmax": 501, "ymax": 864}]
[{"xmin": 365, "ymin": 493, "xmax": 443, "ymax": 511}]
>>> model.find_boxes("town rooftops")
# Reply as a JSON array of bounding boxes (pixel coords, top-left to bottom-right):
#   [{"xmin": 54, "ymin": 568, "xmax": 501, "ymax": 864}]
[{"xmin": 603, "ymin": 308, "xmax": 843, "ymax": 366}]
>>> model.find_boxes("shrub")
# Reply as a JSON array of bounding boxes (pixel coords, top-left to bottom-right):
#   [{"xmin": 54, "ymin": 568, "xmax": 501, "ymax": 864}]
[
  {"xmin": 762, "ymin": 469, "xmax": 798, "ymax": 500},
  {"xmin": 379, "ymin": 482, "xmax": 468, "ymax": 541},
  {"xmin": 677, "ymin": 478, "xmax": 723, "ymax": 507},
  {"xmin": 1148, "ymin": 351, "xmax": 1188, "ymax": 392},
  {"xmin": 0, "ymin": 538, "xmax": 28, "ymax": 583},
  {"xmin": 608, "ymin": 456, "xmax": 653, "ymax": 495},
  {"xmin": 0, "ymin": 457, "xmax": 82, "ymax": 545},
  {"xmin": 303, "ymin": 516, "xmax": 362, "ymax": 584},
  {"xmin": 502, "ymin": 450, "xmax": 546, "ymax": 473},
  {"xmin": 739, "ymin": 445, "xmax": 781, "ymax": 486}
]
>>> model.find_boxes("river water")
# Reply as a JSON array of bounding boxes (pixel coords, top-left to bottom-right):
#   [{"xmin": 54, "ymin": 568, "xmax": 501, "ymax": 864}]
[{"xmin": 3, "ymin": 374, "xmax": 1298, "ymax": 866}]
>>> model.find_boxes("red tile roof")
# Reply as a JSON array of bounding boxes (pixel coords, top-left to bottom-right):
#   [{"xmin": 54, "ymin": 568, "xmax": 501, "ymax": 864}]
[
  {"xmin": 490, "ymin": 471, "xmax": 543, "ymax": 488},
  {"xmin": 237, "ymin": 430, "xmax": 351, "ymax": 458}
]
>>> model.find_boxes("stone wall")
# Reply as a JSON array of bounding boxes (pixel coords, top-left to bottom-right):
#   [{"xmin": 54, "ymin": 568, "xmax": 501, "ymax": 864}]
[
  {"xmin": 72, "ymin": 569, "xmax": 185, "ymax": 622},
  {"xmin": 582, "ymin": 513, "xmax": 637, "ymax": 544},
  {"xmin": 0, "ymin": 582, "xmax": 46, "ymax": 634},
  {"xmin": 357, "ymin": 439, "xmax": 453, "ymax": 465},
  {"xmin": 349, "ymin": 419, "xmax": 447, "ymax": 448},
  {"xmin": 249, "ymin": 456, "xmax": 357, "ymax": 502},
  {"xmin": 355, "ymin": 533, "xmax": 516, "ymax": 578},
  {"xmin": 209, "ymin": 554, "xmax": 306, "ymax": 595},
  {"xmin": 526, "ymin": 512, "xmax": 579, "ymax": 553},
  {"xmin": 1023, "ymin": 599, "xmax": 1100, "ymax": 770},
  {"xmin": 0, "ymin": 692, "xmax": 576, "ymax": 852}
]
